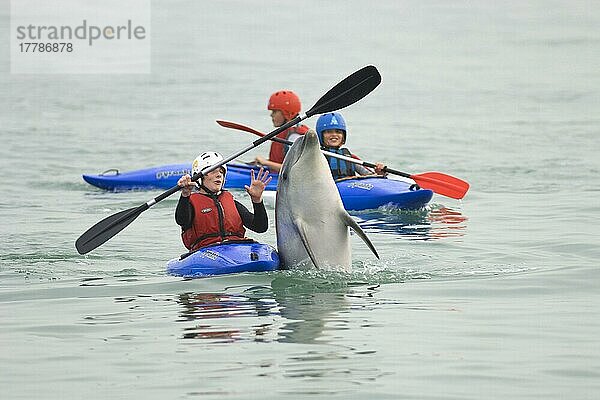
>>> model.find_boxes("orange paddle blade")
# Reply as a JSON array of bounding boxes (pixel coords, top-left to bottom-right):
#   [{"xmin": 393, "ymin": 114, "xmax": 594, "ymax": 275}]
[
  {"xmin": 411, "ymin": 172, "xmax": 470, "ymax": 199},
  {"xmin": 217, "ymin": 120, "xmax": 265, "ymax": 137}
]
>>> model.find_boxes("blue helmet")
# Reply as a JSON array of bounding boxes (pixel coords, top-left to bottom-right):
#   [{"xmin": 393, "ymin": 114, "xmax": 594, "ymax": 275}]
[{"xmin": 316, "ymin": 112, "xmax": 347, "ymax": 144}]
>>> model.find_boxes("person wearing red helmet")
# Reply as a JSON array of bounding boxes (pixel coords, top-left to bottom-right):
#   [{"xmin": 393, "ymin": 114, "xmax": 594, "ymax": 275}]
[{"xmin": 254, "ymin": 90, "xmax": 316, "ymax": 172}]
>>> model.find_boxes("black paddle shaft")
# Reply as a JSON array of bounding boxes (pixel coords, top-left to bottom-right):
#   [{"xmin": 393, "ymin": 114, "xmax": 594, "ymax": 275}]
[{"xmin": 257, "ymin": 134, "xmax": 413, "ymax": 179}]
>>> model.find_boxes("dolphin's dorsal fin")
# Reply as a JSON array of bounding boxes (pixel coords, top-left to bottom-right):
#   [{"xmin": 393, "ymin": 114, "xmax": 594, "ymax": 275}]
[
  {"xmin": 293, "ymin": 217, "xmax": 324, "ymax": 269},
  {"xmin": 340, "ymin": 211, "xmax": 379, "ymax": 259}
]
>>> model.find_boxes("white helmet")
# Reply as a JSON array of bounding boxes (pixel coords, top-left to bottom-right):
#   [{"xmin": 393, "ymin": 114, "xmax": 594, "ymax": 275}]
[{"xmin": 192, "ymin": 151, "xmax": 227, "ymax": 177}]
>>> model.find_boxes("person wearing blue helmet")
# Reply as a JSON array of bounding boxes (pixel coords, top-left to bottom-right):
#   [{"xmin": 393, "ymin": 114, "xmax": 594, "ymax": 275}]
[{"xmin": 316, "ymin": 112, "xmax": 386, "ymax": 180}]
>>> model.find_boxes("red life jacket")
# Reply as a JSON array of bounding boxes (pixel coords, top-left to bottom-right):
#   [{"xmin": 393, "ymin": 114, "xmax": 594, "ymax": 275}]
[
  {"xmin": 181, "ymin": 191, "xmax": 247, "ymax": 251},
  {"xmin": 268, "ymin": 124, "xmax": 310, "ymax": 163}
]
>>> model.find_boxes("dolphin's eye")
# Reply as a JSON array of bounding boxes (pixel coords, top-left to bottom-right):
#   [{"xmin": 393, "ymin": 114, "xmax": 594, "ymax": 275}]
[{"xmin": 282, "ymin": 172, "xmax": 288, "ymax": 180}]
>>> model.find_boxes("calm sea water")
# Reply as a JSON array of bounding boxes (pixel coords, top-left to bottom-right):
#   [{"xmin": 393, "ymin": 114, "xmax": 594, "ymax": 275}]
[{"xmin": 1, "ymin": 1, "xmax": 600, "ymax": 399}]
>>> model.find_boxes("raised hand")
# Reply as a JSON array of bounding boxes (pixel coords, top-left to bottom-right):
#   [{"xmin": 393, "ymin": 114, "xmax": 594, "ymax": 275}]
[{"xmin": 245, "ymin": 167, "xmax": 272, "ymax": 203}]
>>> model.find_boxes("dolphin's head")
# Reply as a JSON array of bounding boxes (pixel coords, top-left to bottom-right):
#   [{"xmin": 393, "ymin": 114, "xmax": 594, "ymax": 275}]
[{"xmin": 279, "ymin": 130, "xmax": 326, "ymax": 182}]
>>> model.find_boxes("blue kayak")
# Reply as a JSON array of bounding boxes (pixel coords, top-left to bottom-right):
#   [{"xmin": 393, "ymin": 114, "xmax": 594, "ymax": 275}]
[
  {"xmin": 82, "ymin": 162, "xmax": 279, "ymax": 191},
  {"xmin": 166, "ymin": 241, "xmax": 280, "ymax": 277},
  {"xmin": 83, "ymin": 164, "xmax": 433, "ymax": 210},
  {"xmin": 336, "ymin": 176, "xmax": 433, "ymax": 211},
  {"xmin": 263, "ymin": 176, "xmax": 433, "ymax": 211}
]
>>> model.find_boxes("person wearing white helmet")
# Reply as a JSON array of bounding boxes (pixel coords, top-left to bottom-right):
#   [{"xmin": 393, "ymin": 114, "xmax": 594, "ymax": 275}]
[{"xmin": 175, "ymin": 151, "xmax": 272, "ymax": 252}]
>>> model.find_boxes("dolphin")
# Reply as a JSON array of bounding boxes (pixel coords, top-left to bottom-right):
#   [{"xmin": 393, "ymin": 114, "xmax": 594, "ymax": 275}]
[{"xmin": 275, "ymin": 130, "xmax": 379, "ymax": 271}]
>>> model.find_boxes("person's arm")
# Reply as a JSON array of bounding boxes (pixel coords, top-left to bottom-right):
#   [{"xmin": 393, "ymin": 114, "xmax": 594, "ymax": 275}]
[
  {"xmin": 351, "ymin": 154, "xmax": 386, "ymax": 176},
  {"xmin": 175, "ymin": 196, "xmax": 194, "ymax": 230},
  {"xmin": 254, "ymin": 156, "xmax": 282, "ymax": 172},
  {"xmin": 355, "ymin": 164, "xmax": 373, "ymax": 175},
  {"xmin": 235, "ymin": 166, "xmax": 271, "ymax": 232},
  {"xmin": 175, "ymin": 174, "xmax": 198, "ymax": 229},
  {"xmin": 255, "ymin": 131, "xmax": 309, "ymax": 172},
  {"xmin": 235, "ymin": 200, "xmax": 268, "ymax": 233}
]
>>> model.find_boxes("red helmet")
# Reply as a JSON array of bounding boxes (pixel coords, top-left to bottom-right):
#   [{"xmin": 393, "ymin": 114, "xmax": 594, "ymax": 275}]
[{"xmin": 267, "ymin": 90, "xmax": 301, "ymax": 120}]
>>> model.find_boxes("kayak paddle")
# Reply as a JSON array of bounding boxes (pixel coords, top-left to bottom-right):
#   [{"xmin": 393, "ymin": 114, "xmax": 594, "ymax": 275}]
[
  {"xmin": 216, "ymin": 119, "xmax": 470, "ymax": 200},
  {"xmin": 75, "ymin": 65, "xmax": 382, "ymax": 254}
]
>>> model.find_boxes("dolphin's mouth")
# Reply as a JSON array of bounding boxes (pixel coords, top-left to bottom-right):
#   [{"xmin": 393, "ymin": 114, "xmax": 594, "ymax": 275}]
[
  {"xmin": 294, "ymin": 131, "xmax": 319, "ymax": 162},
  {"xmin": 289, "ymin": 134, "xmax": 308, "ymax": 169},
  {"xmin": 297, "ymin": 134, "xmax": 309, "ymax": 158},
  {"xmin": 282, "ymin": 131, "xmax": 320, "ymax": 180}
]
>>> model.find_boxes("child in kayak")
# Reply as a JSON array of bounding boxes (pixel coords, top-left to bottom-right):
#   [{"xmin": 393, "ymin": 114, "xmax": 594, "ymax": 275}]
[
  {"xmin": 176, "ymin": 151, "xmax": 272, "ymax": 252},
  {"xmin": 254, "ymin": 90, "xmax": 316, "ymax": 172},
  {"xmin": 316, "ymin": 112, "xmax": 386, "ymax": 180}
]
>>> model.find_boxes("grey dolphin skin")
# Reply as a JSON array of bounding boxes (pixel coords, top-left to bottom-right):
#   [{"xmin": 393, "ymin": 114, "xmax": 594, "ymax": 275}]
[{"xmin": 275, "ymin": 131, "xmax": 379, "ymax": 271}]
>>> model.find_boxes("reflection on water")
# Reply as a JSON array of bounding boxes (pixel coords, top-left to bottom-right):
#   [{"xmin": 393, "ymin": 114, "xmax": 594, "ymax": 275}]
[
  {"xmin": 176, "ymin": 289, "xmax": 279, "ymax": 342},
  {"xmin": 169, "ymin": 277, "xmax": 385, "ymax": 388},
  {"xmin": 171, "ymin": 275, "xmax": 379, "ymax": 344},
  {"xmin": 271, "ymin": 275, "xmax": 351, "ymax": 344},
  {"xmin": 355, "ymin": 204, "xmax": 468, "ymax": 240}
]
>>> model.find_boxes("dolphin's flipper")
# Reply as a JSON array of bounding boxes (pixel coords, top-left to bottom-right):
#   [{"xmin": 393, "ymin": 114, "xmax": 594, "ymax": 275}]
[
  {"xmin": 293, "ymin": 217, "xmax": 324, "ymax": 269},
  {"xmin": 340, "ymin": 212, "xmax": 379, "ymax": 259}
]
